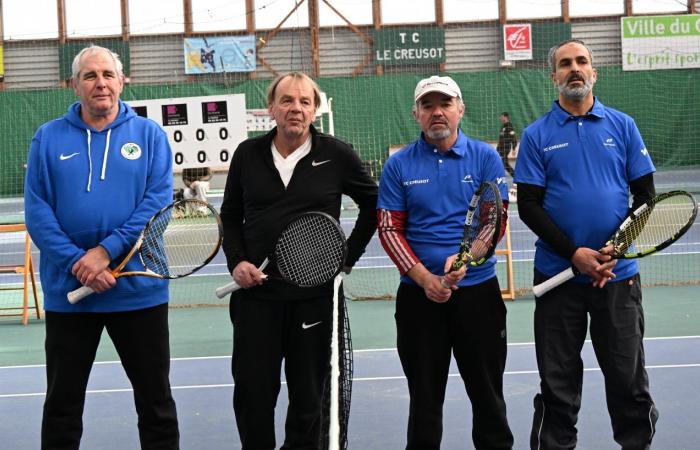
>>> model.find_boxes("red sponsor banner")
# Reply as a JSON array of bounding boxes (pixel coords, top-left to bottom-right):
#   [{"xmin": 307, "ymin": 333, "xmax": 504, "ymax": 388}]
[{"xmin": 503, "ymin": 24, "xmax": 532, "ymax": 61}]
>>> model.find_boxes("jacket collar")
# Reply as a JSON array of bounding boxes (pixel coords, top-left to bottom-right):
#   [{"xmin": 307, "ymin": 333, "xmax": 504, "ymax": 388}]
[
  {"xmin": 551, "ymin": 96, "xmax": 606, "ymax": 125},
  {"xmin": 417, "ymin": 128, "xmax": 468, "ymax": 157}
]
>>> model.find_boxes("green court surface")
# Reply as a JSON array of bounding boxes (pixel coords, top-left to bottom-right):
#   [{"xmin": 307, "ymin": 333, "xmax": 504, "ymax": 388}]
[{"xmin": 1, "ymin": 284, "xmax": 699, "ymax": 368}]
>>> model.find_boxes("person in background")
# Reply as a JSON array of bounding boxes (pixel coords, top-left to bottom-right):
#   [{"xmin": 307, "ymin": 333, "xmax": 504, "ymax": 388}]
[
  {"xmin": 182, "ymin": 167, "xmax": 212, "ymax": 204},
  {"xmin": 377, "ymin": 75, "xmax": 513, "ymax": 450},
  {"xmin": 514, "ymin": 39, "xmax": 658, "ymax": 450},
  {"xmin": 178, "ymin": 167, "xmax": 212, "ymax": 216},
  {"xmin": 219, "ymin": 71, "xmax": 378, "ymax": 449},
  {"xmin": 497, "ymin": 112, "xmax": 517, "ymax": 177},
  {"xmin": 24, "ymin": 45, "xmax": 179, "ymax": 449},
  {"xmin": 497, "ymin": 112, "xmax": 518, "ymax": 202}
]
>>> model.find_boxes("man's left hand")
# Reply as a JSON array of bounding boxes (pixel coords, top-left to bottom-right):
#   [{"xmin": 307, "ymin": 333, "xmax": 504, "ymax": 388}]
[
  {"xmin": 441, "ymin": 254, "xmax": 467, "ymax": 289},
  {"xmin": 86, "ymin": 270, "xmax": 117, "ymax": 293},
  {"xmin": 72, "ymin": 246, "xmax": 111, "ymax": 286}
]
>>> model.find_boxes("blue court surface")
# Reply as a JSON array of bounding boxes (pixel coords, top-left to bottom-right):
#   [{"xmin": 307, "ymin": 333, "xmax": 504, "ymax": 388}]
[
  {"xmin": 1, "ymin": 335, "xmax": 699, "ymax": 449},
  {"xmin": 1, "ymin": 168, "xmax": 699, "ymax": 449}
]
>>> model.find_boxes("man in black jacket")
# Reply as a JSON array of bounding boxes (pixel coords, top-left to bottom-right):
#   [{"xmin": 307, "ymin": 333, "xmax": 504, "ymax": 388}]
[{"xmin": 220, "ymin": 71, "xmax": 378, "ymax": 449}]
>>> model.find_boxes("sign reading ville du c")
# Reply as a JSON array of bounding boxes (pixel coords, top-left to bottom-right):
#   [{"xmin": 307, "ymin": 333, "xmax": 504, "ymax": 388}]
[{"xmin": 374, "ymin": 27, "xmax": 445, "ymax": 66}]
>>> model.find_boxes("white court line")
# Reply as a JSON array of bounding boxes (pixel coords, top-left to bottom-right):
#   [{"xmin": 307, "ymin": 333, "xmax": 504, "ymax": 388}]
[
  {"xmin": 3, "ymin": 363, "xmax": 700, "ymax": 399},
  {"xmin": 2, "ymin": 336, "xmax": 700, "ymax": 371}
]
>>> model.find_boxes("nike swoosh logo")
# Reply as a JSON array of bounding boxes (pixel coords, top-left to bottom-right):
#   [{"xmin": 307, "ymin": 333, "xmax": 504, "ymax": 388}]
[
  {"xmin": 302, "ymin": 321, "xmax": 322, "ymax": 330},
  {"xmin": 311, "ymin": 160, "xmax": 331, "ymax": 167},
  {"xmin": 59, "ymin": 152, "xmax": 79, "ymax": 161}
]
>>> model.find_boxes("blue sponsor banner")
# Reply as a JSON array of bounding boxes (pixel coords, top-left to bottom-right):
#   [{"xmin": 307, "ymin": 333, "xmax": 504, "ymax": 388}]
[{"xmin": 184, "ymin": 36, "xmax": 256, "ymax": 74}]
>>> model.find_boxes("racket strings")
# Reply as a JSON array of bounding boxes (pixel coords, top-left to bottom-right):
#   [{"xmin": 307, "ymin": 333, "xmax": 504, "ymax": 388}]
[
  {"xmin": 614, "ymin": 197, "xmax": 697, "ymax": 256},
  {"xmin": 275, "ymin": 214, "xmax": 346, "ymax": 287},
  {"xmin": 141, "ymin": 200, "xmax": 222, "ymax": 277},
  {"xmin": 459, "ymin": 190, "xmax": 500, "ymax": 264}
]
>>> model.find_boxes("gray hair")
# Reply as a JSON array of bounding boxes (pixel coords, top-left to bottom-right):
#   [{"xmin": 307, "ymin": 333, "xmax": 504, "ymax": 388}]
[
  {"xmin": 267, "ymin": 71, "xmax": 322, "ymax": 108},
  {"xmin": 71, "ymin": 45, "xmax": 124, "ymax": 80},
  {"xmin": 547, "ymin": 39, "xmax": 594, "ymax": 72}
]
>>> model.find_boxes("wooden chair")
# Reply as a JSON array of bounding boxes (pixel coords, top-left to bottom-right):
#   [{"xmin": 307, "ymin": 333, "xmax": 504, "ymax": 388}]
[{"xmin": 0, "ymin": 224, "xmax": 41, "ymax": 325}]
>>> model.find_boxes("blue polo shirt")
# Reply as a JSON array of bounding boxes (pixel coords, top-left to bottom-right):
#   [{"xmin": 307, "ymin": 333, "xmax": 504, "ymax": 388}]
[
  {"xmin": 514, "ymin": 98, "xmax": 656, "ymax": 282},
  {"xmin": 378, "ymin": 130, "xmax": 509, "ymax": 286}
]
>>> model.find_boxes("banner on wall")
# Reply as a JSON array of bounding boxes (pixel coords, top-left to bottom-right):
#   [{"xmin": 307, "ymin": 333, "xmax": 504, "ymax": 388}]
[
  {"xmin": 373, "ymin": 27, "xmax": 445, "ymax": 66},
  {"xmin": 622, "ymin": 14, "xmax": 700, "ymax": 71},
  {"xmin": 503, "ymin": 24, "xmax": 532, "ymax": 61},
  {"xmin": 0, "ymin": 45, "xmax": 4, "ymax": 81},
  {"xmin": 184, "ymin": 36, "xmax": 256, "ymax": 74}
]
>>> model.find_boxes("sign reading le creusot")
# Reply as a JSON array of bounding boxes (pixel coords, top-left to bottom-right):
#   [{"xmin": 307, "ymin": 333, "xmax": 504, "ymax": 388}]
[
  {"xmin": 621, "ymin": 14, "xmax": 700, "ymax": 71},
  {"xmin": 373, "ymin": 27, "xmax": 445, "ymax": 66}
]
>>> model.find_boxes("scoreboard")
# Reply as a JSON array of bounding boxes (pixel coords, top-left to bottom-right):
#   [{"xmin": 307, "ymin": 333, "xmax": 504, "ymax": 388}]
[{"xmin": 127, "ymin": 94, "xmax": 247, "ymax": 172}]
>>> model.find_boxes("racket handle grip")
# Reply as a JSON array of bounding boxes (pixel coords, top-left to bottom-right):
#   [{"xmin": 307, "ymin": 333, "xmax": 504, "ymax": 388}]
[
  {"xmin": 532, "ymin": 267, "xmax": 576, "ymax": 297},
  {"xmin": 215, "ymin": 281, "xmax": 242, "ymax": 298},
  {"xmin": 216, "ymin": 259, "xmax": 270, "ymax": 298},
  {"xmin": 67, "ymin": 286, "xmax": 95, "ymax": 304}
]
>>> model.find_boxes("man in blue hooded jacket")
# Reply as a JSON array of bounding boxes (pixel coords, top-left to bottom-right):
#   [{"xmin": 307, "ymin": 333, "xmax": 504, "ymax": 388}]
[{"xmin": 24, "ymin": 45, "xmax": 179, "ymax": 449}]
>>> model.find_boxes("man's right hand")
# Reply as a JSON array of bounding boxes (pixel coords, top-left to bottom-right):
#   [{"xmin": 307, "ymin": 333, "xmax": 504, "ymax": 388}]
[
  {"xmin": 407, "ymin": 263, "xmax": 453, "ymax": 303},
  {"xmin": 571, "ymin": 247, "xmax": 616, "ymax": 288},
  {"xmin": 422, "ymin": 274, "xmax": 454, "ymax": 303},
  {"xmin": 232, "ymin": 261, "xmax": 266, "ymax": 289}
]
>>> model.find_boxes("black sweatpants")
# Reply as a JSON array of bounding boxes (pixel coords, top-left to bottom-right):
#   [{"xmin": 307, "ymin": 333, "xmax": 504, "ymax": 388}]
[
  {"xmin": 41, "ymin": 303, "xmax": 179, "ymax": 450},
  {"xmin": 530, "ymin": 272, "xmax": 658, "ymax": 450},
  {"xmin": 395, "ymin": 278, "xmax": 513, "ymax": 450},
  {"xmin": 230, "ymin": 291, "xmax": 333, "ymax": 450},
  {"xmin": 496, "ymin": 146, "xmax": 515, "ymax": 176}
]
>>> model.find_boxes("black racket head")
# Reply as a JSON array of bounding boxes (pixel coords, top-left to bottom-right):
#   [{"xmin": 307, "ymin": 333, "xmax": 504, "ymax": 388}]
[
  {"xmin": 612, "ymin": 190, "xmax": 697, "ymax": 259},
  {"xmin": 274, "ymin": 212, "xmax": 348, "ymax": 287},
  {"xmin": 139, "ymin": 199, "xmax": 223, "ymax": 278},
  {"xmin": 453, "ymin": 181, "xmax": 503, "ymax": 269}
]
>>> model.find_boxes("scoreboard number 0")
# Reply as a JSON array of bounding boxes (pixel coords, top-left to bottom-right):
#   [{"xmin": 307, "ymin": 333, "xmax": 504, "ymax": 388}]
[{"xmin": 125, "ymin": 94, "xmax": 247, "ymax": 170}]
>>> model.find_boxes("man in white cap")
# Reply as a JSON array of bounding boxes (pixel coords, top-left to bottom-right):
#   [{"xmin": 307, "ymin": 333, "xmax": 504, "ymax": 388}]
[{"xmin": 377, "ymin": 75, "xmax": 513, "ymax": 449}]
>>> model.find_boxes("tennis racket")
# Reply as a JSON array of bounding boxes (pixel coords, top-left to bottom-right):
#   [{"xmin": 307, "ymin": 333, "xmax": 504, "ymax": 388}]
[
  {"xmin": 450, "ymin": 181, "xmax": 504, "ymax": 271},
  {"xmin": 67, "ymin": 199, "xmax": 223, "ymax": 304},
  {"xmin": 215, "ymin": 211, "xmax": 347, "ymax": 298},
  {"xmin": 532, "ymin": 190, "xmax": 698, "ymax": 297}
]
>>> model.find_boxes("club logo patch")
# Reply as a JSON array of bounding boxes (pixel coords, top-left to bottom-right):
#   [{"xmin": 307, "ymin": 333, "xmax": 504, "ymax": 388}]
[{"xmin": 121, "ymin": 143, "xmax": 142, "ymax": 160}]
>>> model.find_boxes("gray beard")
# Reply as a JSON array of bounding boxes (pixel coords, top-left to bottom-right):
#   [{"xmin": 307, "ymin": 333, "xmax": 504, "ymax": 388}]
[
  {"xmin": 426, "ymin": 127, "xmax": 452, "ymax": 141},
  {"xmin": 558, "ymin": 78, "xmax": 594, "ymax": 101}
]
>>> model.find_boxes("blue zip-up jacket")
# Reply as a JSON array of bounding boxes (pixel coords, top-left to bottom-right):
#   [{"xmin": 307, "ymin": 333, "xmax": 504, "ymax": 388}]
[{"xmin": 24, "ymin": 100, "xmax": 173, "ymax": 312}]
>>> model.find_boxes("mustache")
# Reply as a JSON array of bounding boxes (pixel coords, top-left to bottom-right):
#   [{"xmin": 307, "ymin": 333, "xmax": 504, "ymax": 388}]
[{"xmin": 567, "ymin": 74, "xmax": 585, "ymax": 83}]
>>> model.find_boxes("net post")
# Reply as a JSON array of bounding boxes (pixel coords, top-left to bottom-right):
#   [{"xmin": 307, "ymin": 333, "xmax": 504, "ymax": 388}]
[{"xmin": 328, "ymin": 274, "xmax": 343, "ymax": 450}]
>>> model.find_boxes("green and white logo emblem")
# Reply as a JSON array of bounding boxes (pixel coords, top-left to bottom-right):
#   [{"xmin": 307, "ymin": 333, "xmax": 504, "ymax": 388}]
[{"xmin": 121, "ymin": 143, "xmax": 142, "ymax": 160}]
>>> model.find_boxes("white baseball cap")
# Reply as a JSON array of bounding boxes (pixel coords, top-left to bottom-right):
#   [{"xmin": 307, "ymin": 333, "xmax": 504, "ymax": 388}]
[{"xmin": 414, "ymin": 75, "xmax": 462, "ymax": 102}]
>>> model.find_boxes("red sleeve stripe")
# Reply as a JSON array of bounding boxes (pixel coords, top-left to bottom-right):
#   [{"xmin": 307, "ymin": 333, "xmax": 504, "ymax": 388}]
[{"xmin": 377, "ymin": 209, "xmax": 418, "ymax": 274}]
